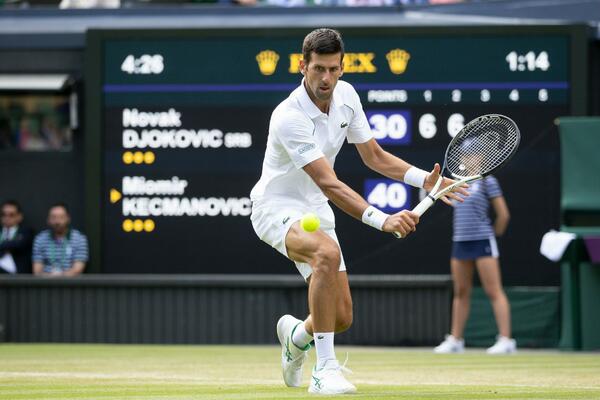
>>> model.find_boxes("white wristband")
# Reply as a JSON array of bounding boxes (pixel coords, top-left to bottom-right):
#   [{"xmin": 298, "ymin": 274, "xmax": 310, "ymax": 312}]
[
  {"xmin": 361, "ymin": 206, "xmax": 389, "ymax": 231},
  {"xmin": 404, "ymin": 166, "xmax": 428, "ymax": 189}
]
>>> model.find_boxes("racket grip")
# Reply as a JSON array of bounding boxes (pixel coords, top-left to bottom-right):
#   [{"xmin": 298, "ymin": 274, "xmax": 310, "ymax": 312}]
[
  {"xmin": 413, "ymin": 195, "xmax": 435, "ymax": 216},
  {"xmin": 392, "ymin": 196, "xmax": 436, "ymax": 239}
]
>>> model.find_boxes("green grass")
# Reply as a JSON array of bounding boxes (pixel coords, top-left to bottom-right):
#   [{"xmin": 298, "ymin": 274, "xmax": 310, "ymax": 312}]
[{"xmin": 1, "ymin": 344, "xmax": 599, "ymax": 399}]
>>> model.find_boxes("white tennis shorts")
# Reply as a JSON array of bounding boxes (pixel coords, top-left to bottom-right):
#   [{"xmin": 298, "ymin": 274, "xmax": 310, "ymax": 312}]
[{"xmin": 250, "ymin": 198, "xmax": 346, "ymax": 280}]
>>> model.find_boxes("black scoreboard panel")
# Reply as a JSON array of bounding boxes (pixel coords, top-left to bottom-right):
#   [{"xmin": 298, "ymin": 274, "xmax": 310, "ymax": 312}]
[{"xmin": 86, "ymin": 26, "xmax": 588, "ymax": 285}]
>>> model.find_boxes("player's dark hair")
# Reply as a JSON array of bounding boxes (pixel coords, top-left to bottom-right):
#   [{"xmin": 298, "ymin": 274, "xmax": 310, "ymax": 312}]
[
  {"xmin": 1, "ymin": 200, "xmax": 22, "ymax": 214},
  {"xmin": 302, "ymin": 28, "xmax": 344, "ymax": 65}
]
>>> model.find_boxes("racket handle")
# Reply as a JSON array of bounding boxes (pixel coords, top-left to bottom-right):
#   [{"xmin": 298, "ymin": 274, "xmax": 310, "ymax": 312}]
[
  {"xmin": 392, "ymin": 196, "xmax": 436, "ymax": 239},
  {"xmin": 413, "ymin": 195, "xmax": 435, "ymax": 216}
]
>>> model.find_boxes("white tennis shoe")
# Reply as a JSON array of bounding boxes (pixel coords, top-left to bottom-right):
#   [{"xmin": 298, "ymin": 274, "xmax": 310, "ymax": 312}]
[
  {"xmin": 308, "ymin": 359, "xmax": 356, "ymax": 395},
  {"xmin": 486, "ymin": 336, "xmax": 517, "ymax": 354},
  {"xmin": 276, "ymin": 315, "xmax": 309, "ymax": 387},
  {"xmin": 434, "ymin": 334, "xmax": 465, "ymax": 354}
]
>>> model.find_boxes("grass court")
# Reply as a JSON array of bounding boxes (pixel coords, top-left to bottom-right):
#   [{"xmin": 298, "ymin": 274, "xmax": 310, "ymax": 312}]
[{"xmin": 1, "ymin": 344, "xmax": 599, "ymax": 399}]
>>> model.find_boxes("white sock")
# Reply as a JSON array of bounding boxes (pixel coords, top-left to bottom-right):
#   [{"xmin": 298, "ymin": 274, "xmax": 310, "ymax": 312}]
[
  {"xmin": 314, "ymin": 332, "xmax": 335, "ymax": 369},
  {"xmin": 291, "ymin": 322, "xmax": 312, "ymax": 350}
]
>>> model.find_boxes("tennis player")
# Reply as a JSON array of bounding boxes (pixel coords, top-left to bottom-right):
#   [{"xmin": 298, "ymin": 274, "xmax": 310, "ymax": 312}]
[{"xmin": 250, "ymin": 28, "xmax": 466, "ymax": 395}]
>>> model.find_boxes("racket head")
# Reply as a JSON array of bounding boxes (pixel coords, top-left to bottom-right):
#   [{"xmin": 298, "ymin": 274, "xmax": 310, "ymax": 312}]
[{"xmin": 443, "ymin": 114, "xmax": 520, "ymax": 179}]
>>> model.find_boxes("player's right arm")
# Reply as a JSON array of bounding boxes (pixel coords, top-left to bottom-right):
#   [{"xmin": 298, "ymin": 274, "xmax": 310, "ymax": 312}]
[
  {"xmin": 273, "ymin": 107, "xmax": 417, "ymax": 236},
  {"xmin": 303, "ymin": 157, "xmax": 419, "ymax": 237}
]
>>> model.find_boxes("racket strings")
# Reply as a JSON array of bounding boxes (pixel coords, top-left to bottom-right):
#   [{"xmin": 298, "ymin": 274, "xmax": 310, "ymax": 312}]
[{"xmin": 446, "ymin": 117, "xmax": 519, "ymax": 177}]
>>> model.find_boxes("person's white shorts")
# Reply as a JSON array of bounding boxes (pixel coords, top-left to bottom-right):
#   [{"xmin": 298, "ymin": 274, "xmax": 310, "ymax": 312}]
[{"xmin": 250, "ymin": 198, "xmax": 346, "ymax": 280}]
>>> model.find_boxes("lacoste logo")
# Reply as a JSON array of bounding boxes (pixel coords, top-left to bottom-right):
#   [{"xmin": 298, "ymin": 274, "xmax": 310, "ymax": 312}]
[
  {"xmin": 282, "ymin": 216, "xmax": 290, "ymax": 225},
  {"xmin": 317, "ymin": 335, "xmax": 324, "ymax": 340},
  {"xmin": 340, "ymin": 121, "xmax": 348, "ymax": 128}
]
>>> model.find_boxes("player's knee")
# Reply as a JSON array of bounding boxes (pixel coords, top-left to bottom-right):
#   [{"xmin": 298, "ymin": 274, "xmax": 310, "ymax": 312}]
[{"xmin": 311, "ymin": 242, "xmax": 341, "ymax": 275}]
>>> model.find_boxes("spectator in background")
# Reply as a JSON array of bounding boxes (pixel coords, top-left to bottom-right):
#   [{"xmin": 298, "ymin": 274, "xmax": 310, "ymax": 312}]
[
  {"xmin": 0, "ymin": 200, "xmax": 33, "ymax": 274},
  {"xmin": 434, "ymin": 176, "xmax": 516, "ymax": 354},
  {"xmin": 33, "ymin": 203, "xmax": 88, "ymax": 277},
  {"xmin": 19, "ymin": 118, "xmax": 47, "ymax": 151}
]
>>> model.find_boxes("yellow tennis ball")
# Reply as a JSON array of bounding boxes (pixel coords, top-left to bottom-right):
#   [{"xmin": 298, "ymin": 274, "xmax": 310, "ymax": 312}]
[{"xmin": 301, "ymin": 213, "xmax": 320, "ymax": 233}]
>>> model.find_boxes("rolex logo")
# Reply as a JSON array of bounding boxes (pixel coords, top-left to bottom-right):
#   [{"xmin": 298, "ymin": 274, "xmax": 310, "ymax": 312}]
[
  {"xmin": 256, "ymin": 50, "xmax": 280, "ymax": 76},
  {"xmin": 386, "ymin": 49, "xmax": 411, "ymax": 75}
]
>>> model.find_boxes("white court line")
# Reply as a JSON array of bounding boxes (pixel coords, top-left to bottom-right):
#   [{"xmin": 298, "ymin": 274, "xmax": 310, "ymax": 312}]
[
  {"xmin": 0, "ymin": 371, "xmax": 279, "ymax": 384},
  {"xmin": 354, "ymin": 379, "xmax": 600, "ymax": 390},
  {"xmin": 1, "ymin": 372, "xmax": 598, "ymax": 390}
]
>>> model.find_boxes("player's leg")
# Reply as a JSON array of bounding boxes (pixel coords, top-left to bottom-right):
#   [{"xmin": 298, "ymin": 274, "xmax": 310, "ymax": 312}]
[
  {"xmin": 303, "ymin": 270, "xmax": 353, "ymax": 334},
  {"xmin": 274, "ymin": 221, "xmax": 341, "ymax": 388},
  {"xmin": 286, "ymin": 224, "xmax": 356, "ymax": 394},
  {"xmin": 287, "ymin": 223, "xmax": 339, "ymax": 322},
  {"xmin": 476, "ymin": 251, "xmax": 516, "ymax": 354},
  {"xmin": 286, "ymin": 223, "xmax": 342, "ymax": 357},
  {"xmin": 334, "ymin": 271, "xmax": 353, "ymax": 333},
  {"xmin": 252, "ymin": 203, "xmax": 353, "ymax": 392},
  {"xmin": 434, "ymin": 256, "xmax": 474, "ymax": 353},
  {"xmin": 285, "ymin": 271, "xmax": 351, "ymax": 391},
  {"xmin": 251, "ymin": 204, "xmax": 313, "ymax": 387}
]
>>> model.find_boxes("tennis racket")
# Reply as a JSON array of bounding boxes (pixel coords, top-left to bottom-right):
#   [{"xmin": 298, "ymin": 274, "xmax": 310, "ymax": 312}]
[{"xmin": 393, "ymin": 114, "xmax": 520, "ymax": 239}]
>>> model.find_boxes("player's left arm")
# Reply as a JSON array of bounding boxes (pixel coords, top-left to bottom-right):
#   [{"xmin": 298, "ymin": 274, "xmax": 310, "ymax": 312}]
[
  {"xmin": 491, "ymin": 196, "xmax": 510, "ymax": 236},
  {"xmin": 354, "ymin": 138, "xmax": 467, "ymax": 205}
]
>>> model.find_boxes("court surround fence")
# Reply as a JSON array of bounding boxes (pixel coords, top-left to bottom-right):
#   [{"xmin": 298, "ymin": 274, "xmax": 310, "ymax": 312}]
[{"xmin": 0, "ymin": 274, "xmax": 452, "ymax": 345}]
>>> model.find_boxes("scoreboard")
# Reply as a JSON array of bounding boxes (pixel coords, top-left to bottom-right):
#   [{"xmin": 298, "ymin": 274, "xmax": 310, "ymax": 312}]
[{"xmin": 85, "ymin": 26, "xmax": 588, "ymax": 285}]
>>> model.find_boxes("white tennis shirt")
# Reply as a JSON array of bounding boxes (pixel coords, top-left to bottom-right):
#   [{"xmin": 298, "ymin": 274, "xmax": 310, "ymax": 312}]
[{"xmin": 250, "ymin": 79, "xmax": 373, "ymax": 205}]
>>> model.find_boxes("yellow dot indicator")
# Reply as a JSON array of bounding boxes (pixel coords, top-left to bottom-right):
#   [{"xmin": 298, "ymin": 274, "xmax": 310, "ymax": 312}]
[
  {"xmin": 143, "ymin": 219, "xmax": 155, "ymax": 232},
  {"xmin": 122, "ymin": 219, "xmax": 133, "ymax": 232},
  {"xmin": 133, "ymin": 151, "xmax": 144, "ymax": 164},
  {"xmin": 144, "ymin": 151, "xmax": 155, "ymax": 164},
  {"xmin": 123, "ymin": 152, "xmax": 133, "ymax": 164},
  {"xmin": 133, "ymin": 219, "xmax": 144, "ymax": 232}
]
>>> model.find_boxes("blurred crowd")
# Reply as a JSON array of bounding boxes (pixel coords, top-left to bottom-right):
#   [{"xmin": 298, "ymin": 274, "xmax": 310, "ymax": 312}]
[
  {"xmin": 0, "ymin": 200, "xmax": 89, "ymax": 276},
  {"xmin": 0, "ymin": 96, "xmax": 72, "ymax": 152},
  {"xmin": 0, "ymin": 0, "xmax": 466, "ymax": 8}
]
